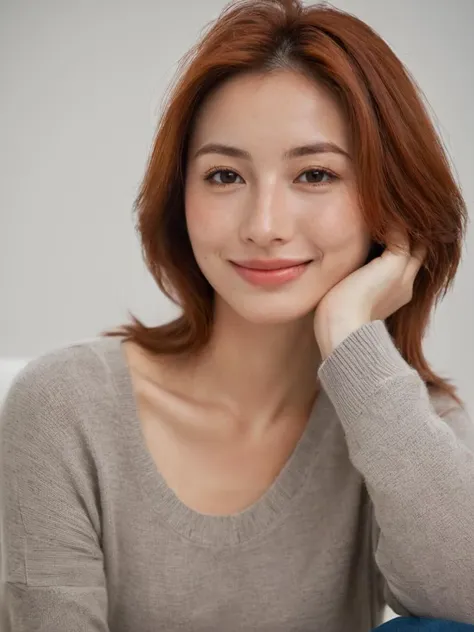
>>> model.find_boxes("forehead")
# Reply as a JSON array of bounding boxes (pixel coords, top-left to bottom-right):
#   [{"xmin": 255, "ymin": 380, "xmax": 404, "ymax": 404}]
[{"xmin": 188, "ymin": 70, "xmax": 349, "ymax": 154}]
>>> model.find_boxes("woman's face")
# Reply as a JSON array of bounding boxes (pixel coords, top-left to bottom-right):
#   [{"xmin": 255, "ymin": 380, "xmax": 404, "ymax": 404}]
[{"xmin": 185, "ymin": 69, "xmax": 372, "ymax": 324}]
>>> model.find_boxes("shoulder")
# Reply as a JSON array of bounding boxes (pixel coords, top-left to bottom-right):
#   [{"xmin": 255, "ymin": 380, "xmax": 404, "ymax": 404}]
[
  {"xmin": 3, "ymin": 337, "xmax": 119, "ymax": 408},
  {"xmin": 1, "ymin": 337, "xmax": 123, "ymax": 447}
]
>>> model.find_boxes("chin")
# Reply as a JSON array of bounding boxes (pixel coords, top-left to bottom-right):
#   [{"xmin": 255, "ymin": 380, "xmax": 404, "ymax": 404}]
[{"xmin": 222, "ymin": 294, "xmax": 321, "ymax": 326}]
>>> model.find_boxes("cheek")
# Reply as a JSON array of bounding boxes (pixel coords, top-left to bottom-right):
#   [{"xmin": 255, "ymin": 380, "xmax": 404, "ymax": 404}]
[
  {"xmin": 185, "ymin": 197, "xmax": 234, "ymax": 256},
  {"xmin": 304, "ymin": 192, "xmax": 368, "ymax": 255}
]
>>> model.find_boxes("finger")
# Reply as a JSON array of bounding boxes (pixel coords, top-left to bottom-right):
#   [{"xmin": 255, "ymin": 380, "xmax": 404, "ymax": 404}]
[
  {"xmin": 385, "ymin": 228, "xmax": 411, "ymax": 257},
  {"xmin": 405, "ymin": 244, "xmax": 427, "ymax": 278}
]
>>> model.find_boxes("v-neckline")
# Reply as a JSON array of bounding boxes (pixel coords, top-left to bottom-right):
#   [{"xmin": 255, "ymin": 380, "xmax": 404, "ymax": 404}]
[{"xmin": 104, "ymin": 336, "xmax": 333, "ymax": 546}]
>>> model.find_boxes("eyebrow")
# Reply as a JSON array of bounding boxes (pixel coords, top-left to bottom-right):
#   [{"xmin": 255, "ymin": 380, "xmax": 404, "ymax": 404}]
[{"xmin": 191, "ymin": 141, "xmax": 351, "ymax": 161}]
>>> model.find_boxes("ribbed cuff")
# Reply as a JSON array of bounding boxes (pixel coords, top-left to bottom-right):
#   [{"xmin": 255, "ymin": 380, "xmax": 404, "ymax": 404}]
[{"xmin": 317, "ymin": 320, "xmax": 416, "ymax": 424}]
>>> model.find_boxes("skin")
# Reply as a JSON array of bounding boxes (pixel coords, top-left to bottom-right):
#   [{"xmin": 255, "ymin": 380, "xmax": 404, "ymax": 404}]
[
  {"xmin": 313, "ymin": 225, "xmax": 425, "ymax": 360},
  {"xmin": 185, "ymin": 69, "xmax": 371, "ymax": 328},
  {"xmin": 183, "ymin": 69, "xmax": 372, "ymax": 420},
  {"xmin": 123, "ymin": 69, "xmax": 424, "ymax": 515}
]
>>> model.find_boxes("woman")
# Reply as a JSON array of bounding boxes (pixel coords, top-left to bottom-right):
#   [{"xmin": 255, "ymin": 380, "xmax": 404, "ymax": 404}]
[{"xmin": 1, "ymin": 1, "xmax": 473, "ymax": 630}]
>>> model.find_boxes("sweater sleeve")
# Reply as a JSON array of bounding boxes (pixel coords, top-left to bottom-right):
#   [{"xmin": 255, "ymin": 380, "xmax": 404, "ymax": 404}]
[
  {"xmin": 317, "ymin": 320, "xmax": 474, "ymax": 625},
  {"xmin": 0, "ymin": 351, "xmax": 109, "ymax": 632}
]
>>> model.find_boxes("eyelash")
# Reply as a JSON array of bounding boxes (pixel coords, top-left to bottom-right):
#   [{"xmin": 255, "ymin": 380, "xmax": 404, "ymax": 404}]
[{"xmin": 203, "ymin": 166, "xmax": 339, "ymax": 188}]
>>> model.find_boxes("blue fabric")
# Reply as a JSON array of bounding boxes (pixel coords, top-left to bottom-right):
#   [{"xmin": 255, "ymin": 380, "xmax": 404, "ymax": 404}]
[{"xmin": 373, "ymin": 617, "xmax": 474, "ymax": 631}]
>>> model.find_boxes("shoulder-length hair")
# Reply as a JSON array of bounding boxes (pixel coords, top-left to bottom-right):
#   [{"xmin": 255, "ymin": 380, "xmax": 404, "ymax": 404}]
[{"xmin": 105, "ymin": 0, "xmax": 468, "ymax": 407}]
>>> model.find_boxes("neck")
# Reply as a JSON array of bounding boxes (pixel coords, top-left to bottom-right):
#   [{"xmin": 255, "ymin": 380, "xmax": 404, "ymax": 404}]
[{"xmin": 184, "ymin": 299, "xmax": 322, "ymax": 430}]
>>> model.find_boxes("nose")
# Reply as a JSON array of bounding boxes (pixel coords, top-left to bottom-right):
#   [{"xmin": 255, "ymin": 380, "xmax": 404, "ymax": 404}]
[{"xmin": 239, "ymin": 185, "xmax": 294, "ymax": 247}]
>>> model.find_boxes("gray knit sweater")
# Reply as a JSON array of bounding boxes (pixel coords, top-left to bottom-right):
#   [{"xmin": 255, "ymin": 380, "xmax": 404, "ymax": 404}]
[{"xmin": 2, "ymin": 320, "xmax": 474, "ymax": 631}]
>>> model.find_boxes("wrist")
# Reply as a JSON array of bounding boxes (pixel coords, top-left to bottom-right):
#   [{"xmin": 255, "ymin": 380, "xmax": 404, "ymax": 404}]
[{"xmin": 315, "ymin": 315, "xmax": 368, "ymax": 360}]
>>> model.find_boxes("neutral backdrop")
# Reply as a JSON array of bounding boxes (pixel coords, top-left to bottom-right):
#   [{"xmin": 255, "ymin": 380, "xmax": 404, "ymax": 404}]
[{"xmin": 1, "ymin": 0, "xmax": 473, "ymax": 409}]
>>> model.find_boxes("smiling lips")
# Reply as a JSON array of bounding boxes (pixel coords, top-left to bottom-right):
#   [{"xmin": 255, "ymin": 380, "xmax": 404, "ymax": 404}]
[{"xmin": 230, "ymin": 258, "xmax": 313, "ymax": 287}]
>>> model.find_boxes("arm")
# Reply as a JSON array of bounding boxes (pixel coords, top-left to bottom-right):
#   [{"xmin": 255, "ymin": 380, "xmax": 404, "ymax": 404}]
[
  {"xmin": 317, "ymin": 320, "xmax": 474, "ymax": 624},
  {"xmin": 1, "ymin": 354, "xmax": 109, "ymax": 632}
]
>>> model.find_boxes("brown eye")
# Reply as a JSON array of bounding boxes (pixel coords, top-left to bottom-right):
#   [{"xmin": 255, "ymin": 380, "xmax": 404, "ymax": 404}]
[
  {"xmin": 205, "ymin": 169, "xmax": 243, "ymax": 186},
  {"xmin": 298, "ymin": 169, "xmax": 337, "ymax": 185}
]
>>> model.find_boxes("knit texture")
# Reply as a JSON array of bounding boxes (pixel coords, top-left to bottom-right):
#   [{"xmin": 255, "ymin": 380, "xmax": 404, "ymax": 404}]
[{"xmin": 1, "ymin": 320, "xmax": 473, "ymax": 631}]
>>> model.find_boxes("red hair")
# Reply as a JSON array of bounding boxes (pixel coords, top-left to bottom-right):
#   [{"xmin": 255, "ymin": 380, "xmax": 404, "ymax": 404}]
[{"xmin": 105, "ymin": 0, "xmax": 468, "ymax": 407}]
